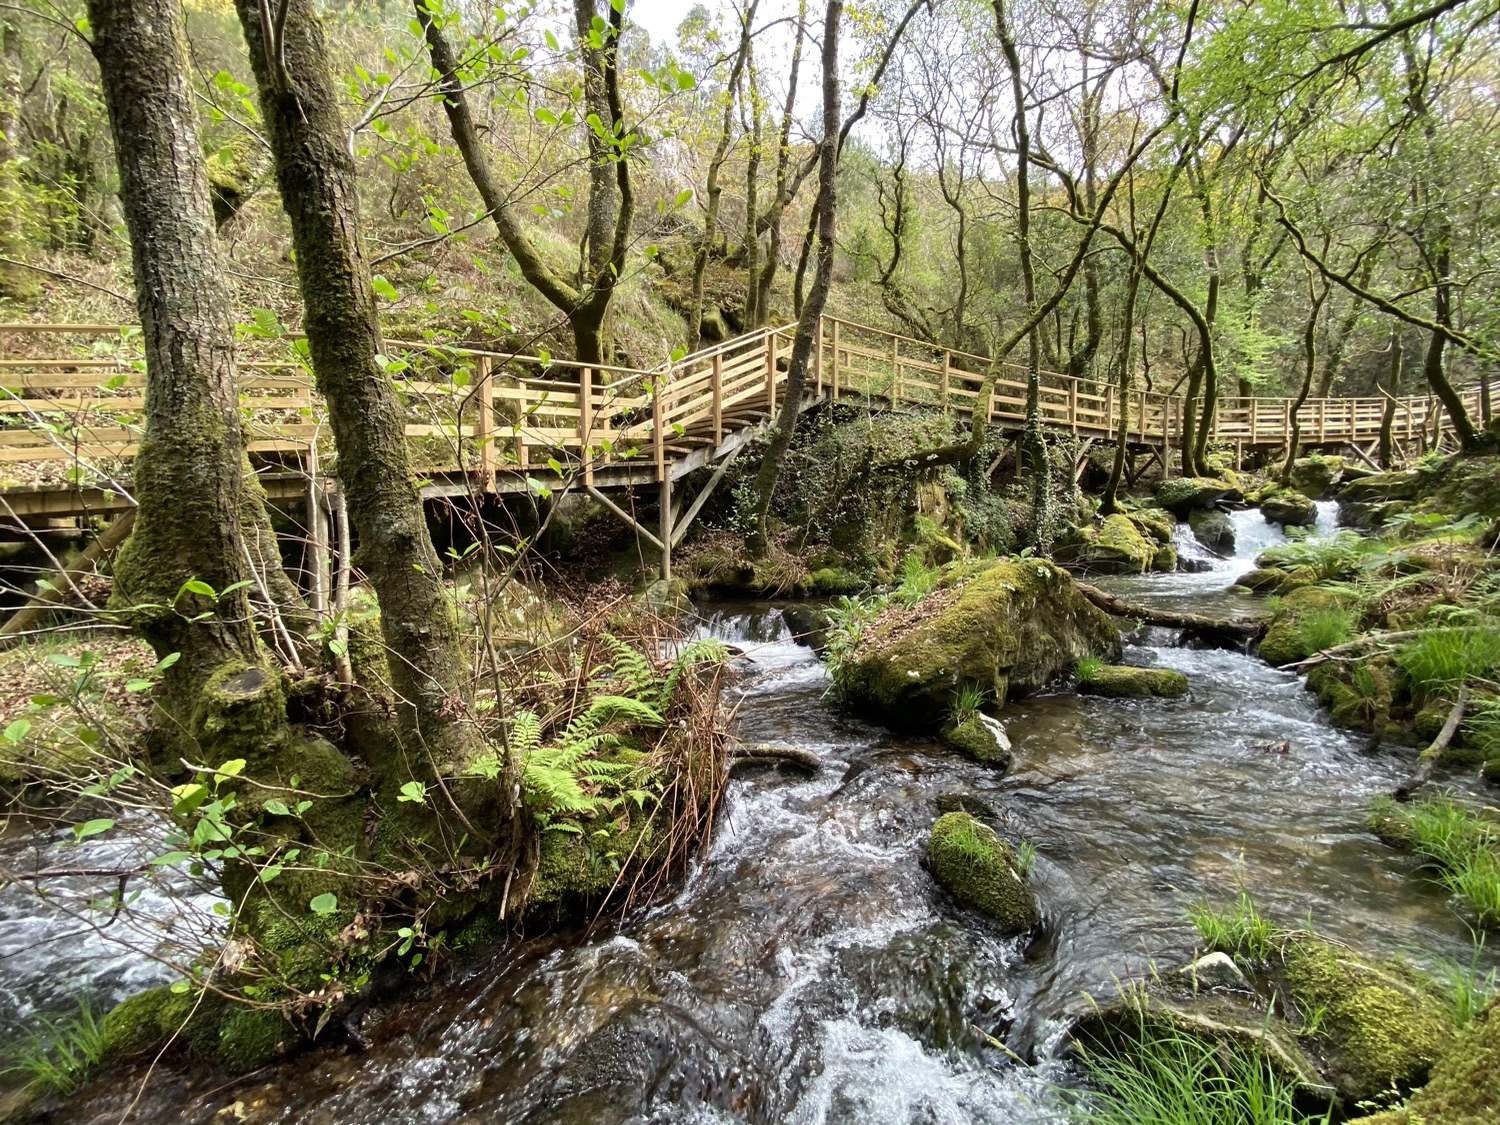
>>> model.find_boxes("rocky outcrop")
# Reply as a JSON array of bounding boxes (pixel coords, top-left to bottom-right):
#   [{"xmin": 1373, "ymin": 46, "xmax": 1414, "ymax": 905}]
[
  {"xmin": 1155, "ymin": 477, "xmax": 1243, "ymax": 517},
  {"xmin": 833, "ymin": 559, "xmax": 1120, "ymax": 728},
  {"xmin": 1288, "ymin": 456, "xmax": 1344, "ymax": 499},
  {"xmin": 1056, "ymin": 513, "xmax": 1158, "ymax": 574},
  {"xmin": 927, "ymin": 812, "xmax": 1038, "ymax": 933}
]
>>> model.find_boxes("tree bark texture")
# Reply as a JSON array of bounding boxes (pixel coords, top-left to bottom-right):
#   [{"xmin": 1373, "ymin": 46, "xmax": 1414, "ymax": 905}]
[
  {"xmin": 235, "ymin": 0, "xmax": 479, "ymax": 764},
  {"xmin": 88, "ymin": 0, "xmax": 270, "ymax": 723}
]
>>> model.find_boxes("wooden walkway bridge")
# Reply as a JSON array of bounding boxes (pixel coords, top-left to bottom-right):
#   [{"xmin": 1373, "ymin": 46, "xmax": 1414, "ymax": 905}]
[{"xmin": 0, "ymin": 316, "xmax": 1477, "ymax": 561}]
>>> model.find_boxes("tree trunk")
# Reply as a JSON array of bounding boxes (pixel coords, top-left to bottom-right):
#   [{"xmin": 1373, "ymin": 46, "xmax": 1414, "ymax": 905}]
[
  {"xmin": 574, "ymin": 0, "xmax": 616, "ymax": 281},
  {"xmin": 747, "ymin": 0, "xmax": 840, "ymax": 557},
  {"xmin": 687, "ymin": 3, "xmax": 755, "ymax": 352},
  {"xmin": 741, "ymin": 54, "xmax": 763, "ymax": 330},
  {"xmin": 1379, "ymin": 327, "xmax": 1402, "ymax": 468},
  {"xmin": 1280, "ymin": 273, "xmax": 1328, "ymax": 482},
  {"xmin": 87, "ymin": 0, "xmax": 282, "ymax": 742},
  {"xmin": 753, "ymin": 3, "xmax": 807, "ymax": 326},
  {"xmin": 235, "ymin": 0, "xmax": 481, "ymax": 764},
  {"xmin": 0, "ymin": 23, "xmax": 38, "ymax": 302}
]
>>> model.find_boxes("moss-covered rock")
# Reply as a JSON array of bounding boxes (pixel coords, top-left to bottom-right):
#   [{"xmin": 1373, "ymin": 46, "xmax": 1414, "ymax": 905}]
[
  {"xmin": 926, "ymin": 812, "xmax": 1038, "ymax": 933},
  {"xmin": 1239, "ymin": 567, "xmax": 1289, "ymax": 594},
  {"xmin": 1352, "ymin": 1000, "xmax": 1500, "ymax": 1125},
  {"xmin": 1127, "ymin": 507, "xmax": 1177, "ymax": 547},
  {"xmin": 637, "ymin": 577, "xmax": 692, "ymax": 618},
  {"xmin": 1338, "ymin": 470, "xmax": 1424, "ymax": 505},
  {"xmin": 1279, "ymin": 936, "xmax": 1456, "ymax": 1104},
  {"xmin": 1078, "ymin": 664, "xmax": 1189, "ymax": 698},
  {"xmin": 1151, "ymin": 544, "xmax": 1178, "ymax": 572},
  {"xmin": 1261, "ymin": 490, "xmax": 1319, "ymax": 527},
  {"xmin": 1258, "ymin": 586, "xmax": 1360, "ymax": 667},
  {"xmin": 1289, "ymin": 456, "xmax": 1344, "ymax": 499},
  {"xmin": 1188, "ymin": 508, "xmax": 1236, "ymax": 553},
  {"xmin": 1155, "ymin": 477, "xmax": 1243, "ymax": 517},
  {"xmin": 1057, "ymin": 513, "xmax": 1157, "ymax": 574},
  {"xmin": 835, "ymin": 559, "xmax": 1120, "ymax": 728},
  {"xmin": 940, "ymin": 712, "xmax": 1012, "ymax": 768}
]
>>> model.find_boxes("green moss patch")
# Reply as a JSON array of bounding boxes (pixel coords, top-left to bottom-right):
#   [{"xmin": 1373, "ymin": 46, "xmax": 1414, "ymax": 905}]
[{"xmin": 1078, "ymin": 664, "xmax": 1189, "ymax": 699}]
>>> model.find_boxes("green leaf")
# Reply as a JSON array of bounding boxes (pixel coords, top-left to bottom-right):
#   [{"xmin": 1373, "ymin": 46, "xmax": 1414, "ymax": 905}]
[
  {"xmin": 263, "ymin": 798, "xmax": 291, "ymax": 817},
  {"xmin": 536, "ymin": 107, "xmax": 558, "ymax": 126},
  {"xmin": 397, "ymin": 780, "xmax": 428, "ymax": 804},
  {"xmin": 124, "ymin": 679, "xmax": 154, "ymax": 692},
  {"xmin": 372, "ymin": 276, "xmax": 401, "ymax": 301},
  {"xmin": 675, "ymin": 189, "xmax": 693, "ymax": 208},
  {"xmin": 177, "ymin": 578, "xmax": 215, "ymax": 599},
  {"xmin": 259, "ymin": 864, "xmax": 283, "ymax": 884},
  {"xmin": 309, "ymin": 893, "xmax": 338, "ymax": 916},
  {"xmin": 217, "ymin": 758, "xmax": 247, "ymax": 778},
  {"xmin": 73, "ymin": 818, "xmax": 115, "ymax": 843},
  {"xmin": 3, "ymin": 719, "xmax": 30, "ymax": 744}
]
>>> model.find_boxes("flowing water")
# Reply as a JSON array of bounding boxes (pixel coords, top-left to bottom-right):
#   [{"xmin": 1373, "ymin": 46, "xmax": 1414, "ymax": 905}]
[{"xmin": 30, "ymin": 504, "xmax": 1499, "ymax": 1123}]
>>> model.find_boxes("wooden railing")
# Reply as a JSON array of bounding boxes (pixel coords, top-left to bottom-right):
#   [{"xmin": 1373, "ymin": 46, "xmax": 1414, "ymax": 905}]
[{"xmin": 0, "ymin": 318, "xmax": 1479, "ymax": 501}]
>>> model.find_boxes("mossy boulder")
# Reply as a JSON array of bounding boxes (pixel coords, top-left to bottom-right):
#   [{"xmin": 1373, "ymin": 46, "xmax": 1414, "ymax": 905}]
[
  {"xmin": 1239, "ymin": 567, "xmax": 1289, "ymax": 594},
  {"xmin": 1289, "ymin": 456, "xmax": 1344, "ymax": 499},
  {"xmin": 1278, "ymin": 936, "xmax": 1455, "ymax": 1104},
  {"xmin": 1151, "ymin": 544, "xmax": 1178, "ymax": 572},
  {"xmin": 1155, "ymin": 477, "xmax": 1243, "ymax": 517},
  {"xmin": 1258, "ymin": 586, "xmax": 1360, "ymax": 667},
  {"xmin": 926, "ymin": 812, "xmax": 1038, "ymax": 933},
  {"xmin": 1078, "ymin": 664, "xmax": 1189, "ymax": 698},
  {"xmin": 1057, "ymin": 513, "xmax": 1157, "ymax": 574},
  {"xmin": 1338, "ymin": 470, "xmax": 1423, "ymax": 505},
  {"xmin": 1127, "ymin": 508, "xmax": 1177, "ymax": 546},
  {"xmin": 1188, "ymin": 508, "xmax": 1236, "ymax": 553},
  {"xmin": 637, "ymin": 577, "xmax": 692, "ymax": 618},
  {"xmin": 1353, "ymin": 1000, "xmax": 1500, "ymax": 1125},
  {"xmin": 834, "ymin": 559, "xmax": 1120, "ymax": 728},
  {"xmin": 1261, "ymin": 490, "xmax": 1319, "ymax": 527},
  {"xmin": 940, "ymin": 712, "xmax": 1012, "ymax": 768}
]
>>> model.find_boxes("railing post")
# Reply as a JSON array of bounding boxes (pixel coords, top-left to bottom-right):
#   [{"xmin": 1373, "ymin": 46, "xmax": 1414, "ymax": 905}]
[
  {"xmin": 831, "ymin": 319, "xmax": 840, "ymax": 399},
  {"xmin": 1137, "ymin": 390, "xmax": 1147, "ymax": 443},
  {"xmin": 814, "ymin": 317, "xmax": 824, "ymax": 395},
  {"xmin": 892, "ymin": 335, "xmax": 901, "ymax": 403},
  {"xmin": 475, "ymin": 354, "xmax": 494, "ymax": 491},
  {"xmin": 1105, "ymin": 384, "xmax": 1114, "ymax": 434},
  {"xmin": 1067, "ymin": 380, "xmax": 1078, "ymax": 433},
  {"xmin": 579, "ymin": 367, "xmax": 594, "ymax": 486},
  {"xmin": 941, "ymin": 350, "xmax": 950, "ymax": 410},
  {"xmin": 653, "ymin": 371, "xmax": 665, "ymax": 481},
  {"xmin": 765, "ymin": 331, "xmax": 777, "ymax": 415},
  {"xmin": 1249, "ymin": 398, "xmax": 1259, "ymax": 445},
  {"xmin": 711, "ymin": 352, "xmax": 724, "ymax": 444}
]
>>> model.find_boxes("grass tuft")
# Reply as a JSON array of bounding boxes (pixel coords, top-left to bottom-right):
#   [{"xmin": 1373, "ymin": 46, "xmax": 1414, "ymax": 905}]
[
  {"xmin": 1075, "ymin": 655, "xmax": 1105, "ymax": 682},
  {"xmin": 1186, "ymin": 890, "xmax": 1281, "ymax": 963},
  {"xmin": 1296, "ymin": 607, "xmax": 1355, "ymax": 654},
  {"xmin": 1068, "ymin": 1003, "xmax": 1331, "ymax": 1125},
  {"xmin": 1397, "ymin": 627, "xmax": 1500, "ymax": 698},
  {"xmin": 1, "ymin": 999, "xmax": 105, "ymax": 1095}
]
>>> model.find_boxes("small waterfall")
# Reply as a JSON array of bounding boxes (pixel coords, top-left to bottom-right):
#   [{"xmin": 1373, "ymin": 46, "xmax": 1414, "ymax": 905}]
[{"xmin": 1227, "ymin": 508, "xmax": 1288, "ymax": 565}]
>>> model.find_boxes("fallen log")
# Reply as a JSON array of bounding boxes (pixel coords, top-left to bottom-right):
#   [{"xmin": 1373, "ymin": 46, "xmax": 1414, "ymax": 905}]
[
  {"xmin": 1392, "ymin": 685, "xmax": 1470, "ymax": 802},
  {"xmin": 1074, "ymin": 580, "xmax": 1266, "ymax": 645},
  {"xmin": 1281, "ymin": 629, "xmax": 1425, "ymax": 672},
  {"xmin": 729, "ymin": 741, "xmax": 822, "ymax": 771}
]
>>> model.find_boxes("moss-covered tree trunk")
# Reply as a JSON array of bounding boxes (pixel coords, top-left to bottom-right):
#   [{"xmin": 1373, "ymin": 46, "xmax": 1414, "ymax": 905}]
[
  {"xmin": 234, "ymin": 0, "xmax": 480, "ymax": 767},
  {"xmin": 746, "ymin": 0, "xmax": 840, "ymax": 557},
  {"xmin": 1280, "ymin": 270, "xmax": 1329, "ymax": 483},
  {"xmin": 87, "ymin": 0, "xmax": 281, "ymax": 735}
]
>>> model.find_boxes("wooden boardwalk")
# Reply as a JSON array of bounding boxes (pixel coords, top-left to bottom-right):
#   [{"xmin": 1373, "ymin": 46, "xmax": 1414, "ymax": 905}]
[{"xmin": 0, "ymin": 316, "xmax": 1478, "ymax": 524}]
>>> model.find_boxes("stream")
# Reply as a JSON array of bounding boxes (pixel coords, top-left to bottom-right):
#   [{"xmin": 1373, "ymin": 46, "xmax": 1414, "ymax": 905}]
[{"xmin": 30, "ymin": 504, "xmax": 1498, "ymax": 1123}]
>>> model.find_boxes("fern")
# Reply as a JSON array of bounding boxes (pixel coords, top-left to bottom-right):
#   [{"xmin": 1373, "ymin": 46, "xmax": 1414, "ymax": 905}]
[
  {"xmin": 659, "ymin": 637, "xmax": 729, "ymax": 705},
  {"xmin": 507, "ymin": 695, "xmax": 668, "ymax": 821},
  {"xmin": 602, "ymin": 634, "xmax": 658, "ymax": 699}
]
